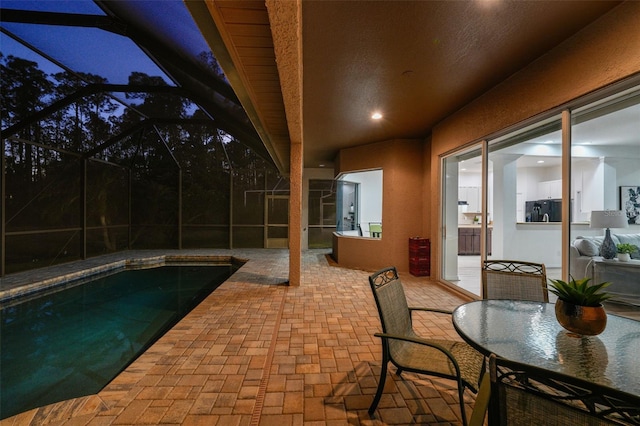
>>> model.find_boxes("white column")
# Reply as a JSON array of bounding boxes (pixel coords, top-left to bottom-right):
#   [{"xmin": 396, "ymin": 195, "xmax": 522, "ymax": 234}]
[
  {"xmin": 444, "ymin": 161, "xmax": 459, "ymax": 280},
  {"xmin": 491, "ymin": 154, "xmax": 521, "ymax": 259}
]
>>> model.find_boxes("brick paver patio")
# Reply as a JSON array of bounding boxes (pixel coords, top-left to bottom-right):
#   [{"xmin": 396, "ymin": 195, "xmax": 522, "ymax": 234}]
[{"xmin": 1, "ymin": 249, "xmax": 479, "ymax": 426}]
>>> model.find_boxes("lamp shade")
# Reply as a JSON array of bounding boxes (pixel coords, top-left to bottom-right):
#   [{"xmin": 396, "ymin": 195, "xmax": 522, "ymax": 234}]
[{"xmin": 590, "ymin": 210, "xmax": 628, "ymax": 229}]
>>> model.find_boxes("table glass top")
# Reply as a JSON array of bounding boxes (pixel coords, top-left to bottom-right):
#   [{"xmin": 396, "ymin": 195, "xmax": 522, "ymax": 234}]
[{"xmin": 452, "ymin": 300, "xmax": 640, "ymax": 397}]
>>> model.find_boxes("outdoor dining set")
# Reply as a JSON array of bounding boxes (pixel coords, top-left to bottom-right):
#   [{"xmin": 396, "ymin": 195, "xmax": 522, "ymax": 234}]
[{"xmin": 367, "ymin": 261, "xmax": 640, "ymax": 426}]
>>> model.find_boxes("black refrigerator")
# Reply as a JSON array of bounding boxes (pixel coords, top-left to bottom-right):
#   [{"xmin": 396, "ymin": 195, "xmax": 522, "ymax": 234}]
[{"xmin": 525, "ymin": 199, "xmax": 562, "ymax": 222}]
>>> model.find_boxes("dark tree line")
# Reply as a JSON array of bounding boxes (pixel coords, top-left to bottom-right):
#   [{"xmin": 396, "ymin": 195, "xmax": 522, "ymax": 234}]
[{"xmin": 1, "ymin": 53, "xmax": 281, "ymax": 272}]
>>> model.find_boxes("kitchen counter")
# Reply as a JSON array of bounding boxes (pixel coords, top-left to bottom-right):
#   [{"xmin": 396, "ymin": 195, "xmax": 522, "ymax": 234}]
[
  {"xmin": 516, "ymin": 222, "xmax": 590, "ymax": 225},
  {"xmin": 516, "ymin": 222, "xmax": 561, "ymax": 225}
]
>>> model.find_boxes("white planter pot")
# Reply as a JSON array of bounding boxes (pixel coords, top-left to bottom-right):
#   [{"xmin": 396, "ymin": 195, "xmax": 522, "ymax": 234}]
[{"xmin": 618, "ymin": 253, "xmax": 631, "ymax": 262}]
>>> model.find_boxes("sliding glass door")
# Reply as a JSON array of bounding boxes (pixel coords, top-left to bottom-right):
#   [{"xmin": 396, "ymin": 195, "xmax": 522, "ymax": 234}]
[
  {"xmin": 440, "ymin": 82, "xmax": 639, "ymax": 298},
  {"xmin": 569, "ymin": 87, "xmax": 640, "ymax": 298},
  {"xmin": 443, "ymin": 115, "xmax": 566, "ymax": 296},
  {"xmin": 487, "ymin": 115, "xmax": 563, "ymax": 285},
  {"xmin": 442, "ymin": 143, "xmax": 484, "ymax": 295}
]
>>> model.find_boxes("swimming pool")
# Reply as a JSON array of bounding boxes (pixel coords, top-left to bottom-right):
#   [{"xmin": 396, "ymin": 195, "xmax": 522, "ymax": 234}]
[{"xmin": 0, "ymin": 264, "xmax": 236, "ymax": 420}]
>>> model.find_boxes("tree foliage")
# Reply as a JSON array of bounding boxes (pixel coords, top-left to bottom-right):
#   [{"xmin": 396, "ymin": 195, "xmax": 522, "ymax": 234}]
[{"xmin": 1, "ymin": 53, "xmax": 283, "ymax": 273}]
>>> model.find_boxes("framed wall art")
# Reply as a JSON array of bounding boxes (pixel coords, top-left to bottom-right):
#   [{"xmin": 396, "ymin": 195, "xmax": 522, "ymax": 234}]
[{"xmin": 620, "ymin": 185, "xmax": 640, "ymax": 225}]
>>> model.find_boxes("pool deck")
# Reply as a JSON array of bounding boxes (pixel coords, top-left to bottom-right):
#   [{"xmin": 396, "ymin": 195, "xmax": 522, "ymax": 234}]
[{"xmin": 1, "ymin": 249, "xmax": 486, "ymax": 425}]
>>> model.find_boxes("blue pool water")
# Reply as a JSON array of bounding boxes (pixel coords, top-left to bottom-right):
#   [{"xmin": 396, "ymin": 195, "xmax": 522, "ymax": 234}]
[{"xmin": 0, "ymin": 264, "xmax": 235, "ymax": 419}]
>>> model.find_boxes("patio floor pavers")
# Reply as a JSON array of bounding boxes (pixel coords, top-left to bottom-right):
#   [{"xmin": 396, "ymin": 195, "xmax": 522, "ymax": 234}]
[{"xmin": 1, "ymin": 249, "xmax": 478, "ymax": 426}]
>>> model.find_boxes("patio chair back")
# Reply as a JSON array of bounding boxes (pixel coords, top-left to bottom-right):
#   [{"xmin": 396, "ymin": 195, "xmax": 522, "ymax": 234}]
[
  {"xmin": 489, "ymin": 354, "xmax": 640, "ymax": 425},
  {"xmin": 368, "ymin": 266, "xmax": 485, "ymax": 426},
  {"xmin": 369, "ymin": 267, "xmax": 413, "ymax": 349},
  {"xmin": 482, "ymin": 260, "xmax": 549, "ymax": 302}
]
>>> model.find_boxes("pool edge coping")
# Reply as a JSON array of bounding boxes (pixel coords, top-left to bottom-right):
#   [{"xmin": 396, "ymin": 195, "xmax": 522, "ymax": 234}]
[{"xmin": 0, "ymin": 254, "xmax": 248, "ymax": 304}]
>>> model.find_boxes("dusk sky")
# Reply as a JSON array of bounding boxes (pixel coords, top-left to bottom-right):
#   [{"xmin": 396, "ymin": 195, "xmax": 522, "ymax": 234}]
[{"xmin": 1, "ymin": 0, "xmax": 173, "ymax": 85}]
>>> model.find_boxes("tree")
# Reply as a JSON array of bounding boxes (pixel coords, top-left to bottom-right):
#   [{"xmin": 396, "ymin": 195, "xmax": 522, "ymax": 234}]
[
  {"xmin": 1, "ymin": 54, "xmax": 53, "ymax": 186},
  {"xmin": 50, "ymin": 71, "xmax": 117, "ymax": 152}
]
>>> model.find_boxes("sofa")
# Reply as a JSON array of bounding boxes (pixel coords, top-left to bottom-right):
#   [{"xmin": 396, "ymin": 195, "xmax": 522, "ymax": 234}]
[
  {"xmin": 570, "ymin": 233, "xmax": 640, "ymax": 277},
  {"xmin": 569, "ymin": 232, "xmax": 640, "ymax": 305}
]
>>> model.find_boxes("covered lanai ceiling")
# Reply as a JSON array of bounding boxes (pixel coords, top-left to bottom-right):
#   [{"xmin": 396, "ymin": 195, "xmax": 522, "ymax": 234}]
[{"xmin": 189, "ymin": 0, "xmax": 621, "ymax": 173}]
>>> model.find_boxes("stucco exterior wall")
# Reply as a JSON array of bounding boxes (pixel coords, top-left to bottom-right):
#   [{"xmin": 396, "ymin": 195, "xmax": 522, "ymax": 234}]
[
  {"xmin": 432, "ymin": 2, "xmax": 640, "ymax": 153},
  {"xmin": 428, "ymin": 1, "xmax": 640, "ymax": 280},
  {"xmin": 422, "ymin": 136, "xmax": 433, "ymax": 238},
  {"xmin": 333, "ymin": 139, "xmax": 424, "ymax": 272}
]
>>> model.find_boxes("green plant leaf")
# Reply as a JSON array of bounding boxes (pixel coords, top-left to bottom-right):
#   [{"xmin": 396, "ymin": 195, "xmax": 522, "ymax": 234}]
[{"xmin": 548, "ymin": 276, "xmax": 610, "ymax": 307}]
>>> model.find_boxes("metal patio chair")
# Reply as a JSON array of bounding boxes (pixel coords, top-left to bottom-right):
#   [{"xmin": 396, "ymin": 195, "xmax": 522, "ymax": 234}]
[
  {"xmin": 489, "ymin": 353, "xmax": 640, "ymax": 425},
  {"xmin": 368, "ymin": 266, "xmax": 485, "ymax": 426},
  {"xmin": 482, "ymin": 260, "xmax": 549, "ymax": 302}
]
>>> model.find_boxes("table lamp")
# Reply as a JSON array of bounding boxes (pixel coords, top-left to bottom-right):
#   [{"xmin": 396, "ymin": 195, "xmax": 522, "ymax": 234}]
[{"xmin": 590, "ymin": 210, "xmax": 628, "ymax": 259}]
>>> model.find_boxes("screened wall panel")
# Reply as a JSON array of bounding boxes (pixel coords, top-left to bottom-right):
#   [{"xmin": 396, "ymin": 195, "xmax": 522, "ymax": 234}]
[
  {"xmin": 129, "ymin": 140, "xmax": 180, "ymax": 249},
  {"xmin": 4, "ymin": 139, "xmax": 84, "ymax": 273},
  {"xmin": 232, "ymin": 226, "xmax": 264, "ymax": 248},
  {"xmin": 5, "ymin": 232, "xmax": 82, "ymax": 275},
  {"xmin": 308, "ymin": 179, "xmax": 335, "ymax": 248},
  {"xmin": 182, "ymin": 226, "xmax": 229, "ymax": 249},
  {"xmin": 4, "ymin": 144, "xmax": 82, "ymax": 232},
  {"xmin": 182, "ymin": 163, "xmax": 230, "ymax": 248},
  {"xmin": 86, "ymin": 228, "xmax": 129, "ymax": 258},
  {"xmin": 130, "ymin": 225, "xmax": 177, "ymax": 249},
  {"xmin": 183, "ymin": 169, "xmax": 230, "ymax": 225},
  {"xmin": 266, "ymin": 170, "xmax": 290, "ymax": 194},
  {"xmin": 86, "ymin": 161, "xmax": 129, "ymax": 253},
  {"xmin": 232, "ymin": 169, "xmax": 267, "ymax": 226},
  {"xmin": 308, "ymin": 228, "xmax": 333, "ymax": 248},
  {"xmin": 1, "ymin": 38, "xmax": 285, "ymax": 277}
]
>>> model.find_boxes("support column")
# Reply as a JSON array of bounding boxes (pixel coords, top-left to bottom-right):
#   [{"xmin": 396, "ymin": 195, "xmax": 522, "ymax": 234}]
[
  {"xmin": 289, "ymin": 143, "xmax": 303, "ymax": 286},
  {"xmin": 266, "ymin": 0, "xmax": 303, "ymax": 286}
]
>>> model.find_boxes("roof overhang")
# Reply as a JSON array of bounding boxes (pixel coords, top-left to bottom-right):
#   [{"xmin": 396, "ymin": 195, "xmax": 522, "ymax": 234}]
[{"xmin": 186, "ymin": 0, "xmax": 294, "ymax": 175}]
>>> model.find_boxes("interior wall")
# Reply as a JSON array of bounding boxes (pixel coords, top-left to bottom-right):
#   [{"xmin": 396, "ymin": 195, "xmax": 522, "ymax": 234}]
[
  {"xmin": 334, "ymin": 139, "xmax": 423, "ymax": 272},
  {"xmin": 429, "ymin": 1, "xmax": 640, "ymax": 280}
]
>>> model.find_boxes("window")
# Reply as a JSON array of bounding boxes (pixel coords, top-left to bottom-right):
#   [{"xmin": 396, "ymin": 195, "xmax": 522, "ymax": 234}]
[{"xmin": 336, "ymin": 169, "xmax": 382, "ymax": 238}]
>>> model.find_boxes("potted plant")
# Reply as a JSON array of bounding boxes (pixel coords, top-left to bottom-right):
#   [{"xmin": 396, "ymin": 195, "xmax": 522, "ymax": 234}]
[
  {"xmin": 548, "ymin": 276, "xmax": 611, "ymax": 336},
  {"xmin": 616, "ymin": 243, "xmax": 637, "ymax": 262}
]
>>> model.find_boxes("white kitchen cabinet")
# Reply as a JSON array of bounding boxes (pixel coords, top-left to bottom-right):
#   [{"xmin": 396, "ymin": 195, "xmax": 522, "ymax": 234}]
[
  {"xmin": 537, "ymin": 179, "xmax": 562, "ymax": 199},
  {"xmin": 459, "ymin": 186, "xmax": 480, "ymax": 212}
]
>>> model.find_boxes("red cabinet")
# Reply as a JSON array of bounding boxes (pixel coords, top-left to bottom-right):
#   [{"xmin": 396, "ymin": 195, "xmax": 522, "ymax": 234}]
[{"xmin": 409, "ymin": 237, "xmax": 430, "ymax": 277}]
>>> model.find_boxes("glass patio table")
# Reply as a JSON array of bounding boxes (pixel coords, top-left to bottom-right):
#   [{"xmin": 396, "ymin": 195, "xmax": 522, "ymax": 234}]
[{"xmin": 452, "ymin": 299, "xmax": 640, "ymax": 397}]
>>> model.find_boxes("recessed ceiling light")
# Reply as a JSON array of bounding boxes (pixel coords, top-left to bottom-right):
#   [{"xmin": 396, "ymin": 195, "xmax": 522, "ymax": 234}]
[
  {"xmin": 461, "ymin": 168, "xmax": 467, "ymax": 171},
  {"xmin": 319, "ymin": 164, "xmax": 325, "ymax": 168},
  {"xmin": 371, "ymin": 112, "xmax": 382, "ymax": 120},
  {"xmin": 537, "ymin": 160, "xmax": 545, "ymax": 164}
]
